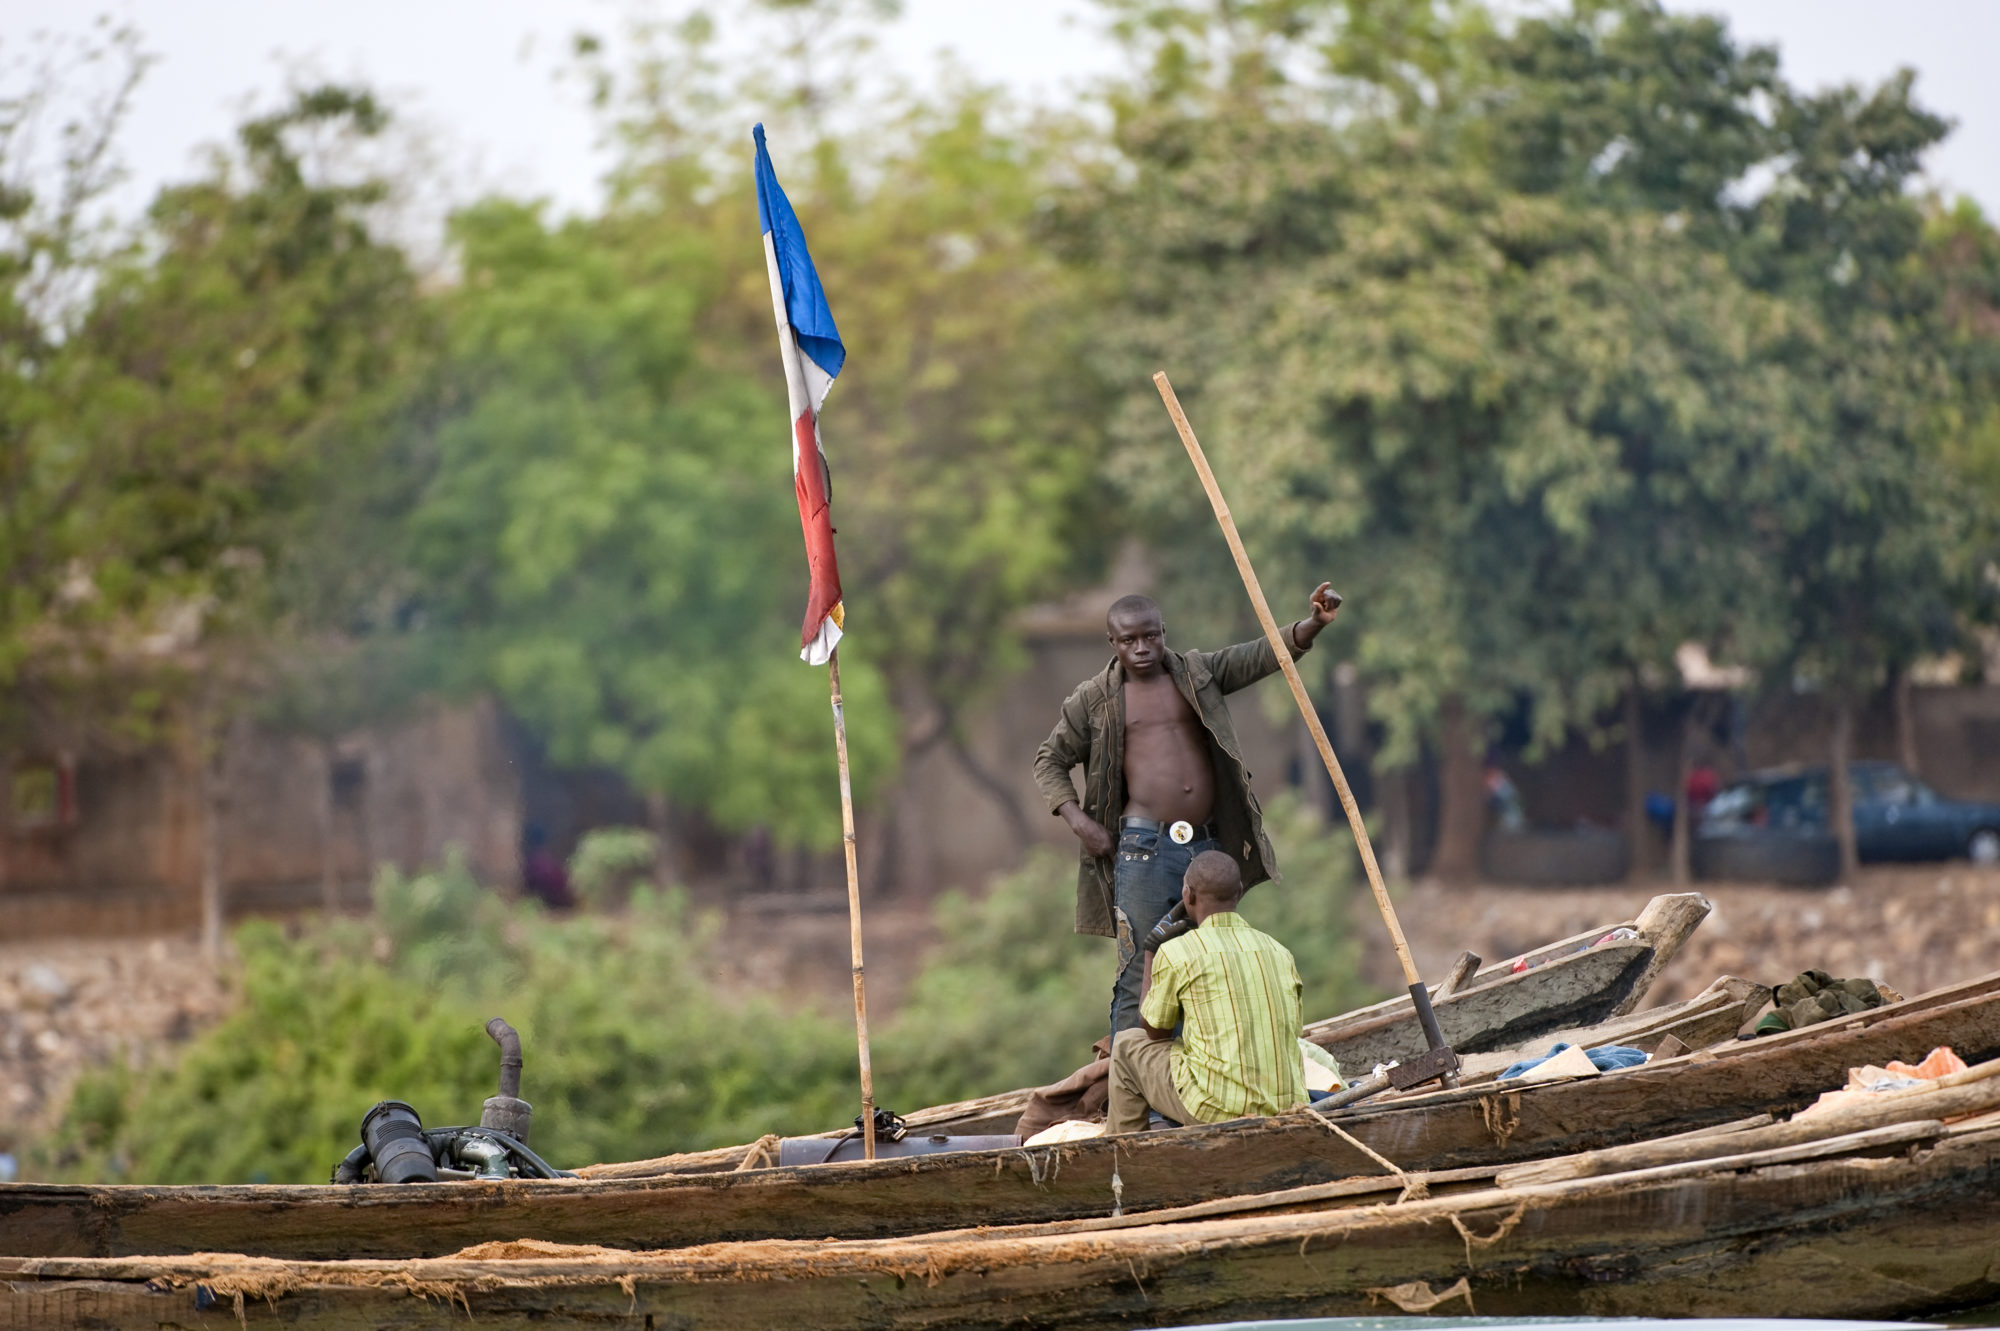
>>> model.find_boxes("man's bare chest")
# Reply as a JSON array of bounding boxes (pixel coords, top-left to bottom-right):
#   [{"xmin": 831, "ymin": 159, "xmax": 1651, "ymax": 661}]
[{"xmin": 1122, "ymin": 676, "xmax": 1199, "ymax": 732}]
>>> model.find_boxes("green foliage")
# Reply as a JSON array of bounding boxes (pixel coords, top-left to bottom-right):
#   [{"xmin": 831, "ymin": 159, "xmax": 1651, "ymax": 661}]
[
  {"xmin": 36, "ymin": 861, "xmax": 858, "ymax": 1183},
  {"xmin": 1067, "ymin": 0, "xmax": 2000, "ymax": 787},
  {"xmin": 33, "ymin": 796, "xmax": 1376, "ymax": 1184},
  {"xmin": 383, "ymin": 8, "xmax": 1110, "ymax": 847},
  {"xmin": 0, "ymin": 53, "xmax": 422, "ymax": 745},
  {"xmin": 567, "ymin": 827, "xmax": 661, "ymax": 910},
  {"xmin": 399, "ymin": 191, "xmax": 896, "ymax": 849}
]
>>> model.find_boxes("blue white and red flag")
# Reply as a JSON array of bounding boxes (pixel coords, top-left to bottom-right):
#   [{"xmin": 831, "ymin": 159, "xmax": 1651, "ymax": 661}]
[{"xmin": 753, "ymin": 123, "xmax": 847, "ymax": 665}]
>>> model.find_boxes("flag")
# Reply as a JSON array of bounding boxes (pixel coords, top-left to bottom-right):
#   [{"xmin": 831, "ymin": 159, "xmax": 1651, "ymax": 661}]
[{"xmin": 753, "ymin": 123, "xmax": 847, "ymax": 666}]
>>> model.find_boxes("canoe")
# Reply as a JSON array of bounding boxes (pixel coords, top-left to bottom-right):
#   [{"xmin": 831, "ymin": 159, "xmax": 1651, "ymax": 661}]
[
  {"xmin": 23, "ymin": 962, "xmax": 1975, "ymax": 1264},
  {"xmin": 12, "ymin": 1078, "xmax": 2000, "ymax": 1328},
  {"xmin": 595, "ymin": 890, "xmax": 1715, "ymax": 1161}
]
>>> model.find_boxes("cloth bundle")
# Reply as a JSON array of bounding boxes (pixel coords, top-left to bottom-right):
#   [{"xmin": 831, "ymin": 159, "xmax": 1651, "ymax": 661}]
[
  {"xmin": 1753, "ymin": 970, "xmax": 1901, "ymax": 1036},
  {"xmin": 1498, "ymin": 1042, "xmax": 1649, "ymax": 1081}
]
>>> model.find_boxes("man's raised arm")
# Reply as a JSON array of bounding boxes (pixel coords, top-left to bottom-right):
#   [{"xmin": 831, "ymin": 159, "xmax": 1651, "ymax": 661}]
[{"xmin": 1209, "ymin": 583, "xmax": 1342, "ymax": 694}]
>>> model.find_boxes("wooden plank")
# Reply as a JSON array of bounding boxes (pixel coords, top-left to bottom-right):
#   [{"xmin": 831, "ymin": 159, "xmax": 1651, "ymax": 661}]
[
  {"xmin": 1433, "ymin": 950, "xmax": 1482, "ymax": 1002},
  {"xmin": 1499, "ymin": 1058, "xmax": 2000, "ymax": 1185},
  {"xmin": 8, "ymin": 1127, "xmax": 1999, "ymax": 1329},
  {"xmin": 1605, "ymin": 891, "xmax": 1714, "ymax": 1017}
]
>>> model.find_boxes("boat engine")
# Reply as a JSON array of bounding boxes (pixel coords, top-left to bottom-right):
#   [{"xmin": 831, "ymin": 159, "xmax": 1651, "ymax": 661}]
[{"xmin": 331, "ymin": 1018, "xmax": 576, "ymax": 1184}]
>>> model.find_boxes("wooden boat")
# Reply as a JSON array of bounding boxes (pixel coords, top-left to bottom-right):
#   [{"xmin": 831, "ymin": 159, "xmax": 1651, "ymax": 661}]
[
  {"xmin": 0, "ymin": 898, "xmax": 1721, "ymax": 1264},
  {"xmin": 36, "ymin": 960, "xmax": 2000, "ymax": 1265},
  {"xmin": 12, "ymin": 1068, "xmax": 2000, "ymax": 1328},
  {"xmin": 598, "ymin": 890, "xmax": 1715, "ymax": 1158}
]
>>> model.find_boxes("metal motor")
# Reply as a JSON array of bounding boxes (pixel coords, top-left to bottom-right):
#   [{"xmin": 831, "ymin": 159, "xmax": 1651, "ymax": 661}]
[
  {"xmin": 332, "ymin": 1016, "xmax": 571, "ymax": 1184},
  {"xmin": 358, "ymin": 1100, "xmax": 438, "ymax": 1184}
]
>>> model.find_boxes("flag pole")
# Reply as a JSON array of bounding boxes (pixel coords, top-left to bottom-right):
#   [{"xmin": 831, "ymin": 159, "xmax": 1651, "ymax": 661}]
[
  {"xmin": 1153, "ymin": 371, "xmax": 1458, "ymax": 1089},
  {"xmin": 754, "ymin": 123, "xmax": 879, "ymax": 1150},
  {"xmin": 826, "ymin": 647, "xmax": 878, "ymax": 1160}
]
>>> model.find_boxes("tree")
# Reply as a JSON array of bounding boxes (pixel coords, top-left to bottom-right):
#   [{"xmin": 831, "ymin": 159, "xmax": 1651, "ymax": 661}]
[
  {"xmin": 1733, "ymin": 74, "xmax": 1998, "ymax": 878},
  {"xmin": 1067, "ymin": 0, "xmax": 2000, "ymax": 884},
  {"xmin": 2, "ymin": 49, "xmax": 426, "ymax": 942},
  {"xmin": 396, "ymin": 7, "xmax": 1109, "ymax": 860},
  {"xmin": 1063, "ymin": 0, "xmax": 1787, "ymax": 878}
]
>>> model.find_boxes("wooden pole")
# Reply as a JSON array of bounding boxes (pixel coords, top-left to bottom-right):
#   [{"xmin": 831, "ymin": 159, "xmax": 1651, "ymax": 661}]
[
  {"xmin": 827, "ymin": 648, "xmax": 878, "ymax": 1161},
  {"xmin": 1152, "ymin": 372, "xmax": 1425, "ymax": 994}
]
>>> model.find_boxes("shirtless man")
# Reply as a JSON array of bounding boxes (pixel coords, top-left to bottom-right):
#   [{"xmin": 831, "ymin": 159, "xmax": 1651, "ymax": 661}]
[{"xmin": 1033, "ymin": 585, "xmax": 1341, "ymax": 1036}]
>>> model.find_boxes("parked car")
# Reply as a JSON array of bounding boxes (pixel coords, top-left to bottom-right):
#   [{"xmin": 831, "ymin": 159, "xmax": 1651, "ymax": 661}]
[{"xmin": 1698, "ymin": 762, "xmax": 2000, "ymax": 868}]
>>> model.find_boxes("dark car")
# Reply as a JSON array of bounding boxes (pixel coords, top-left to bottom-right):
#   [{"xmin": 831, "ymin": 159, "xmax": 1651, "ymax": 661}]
[{"xmin": 1699, "ymin": 761, "xmax": 2000, "ymax": 868}]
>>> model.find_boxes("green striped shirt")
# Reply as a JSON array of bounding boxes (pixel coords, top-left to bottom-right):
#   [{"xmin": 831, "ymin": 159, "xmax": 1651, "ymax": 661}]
[{"xmin": 1141, "ymin": 912, "xmax": 1306, "ymax": 1123}]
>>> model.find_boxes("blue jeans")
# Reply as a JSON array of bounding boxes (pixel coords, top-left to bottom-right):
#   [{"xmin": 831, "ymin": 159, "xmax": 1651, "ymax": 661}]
[{"xmin": 1109, "ymin": 825, "xmax": 1219, "ymax": 1039}]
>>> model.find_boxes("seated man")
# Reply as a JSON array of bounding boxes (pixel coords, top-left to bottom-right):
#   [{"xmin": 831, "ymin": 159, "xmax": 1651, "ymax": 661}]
[{"xmin": 1107, "ymin": 850, "xmax": 1307, "ymax": 1133}]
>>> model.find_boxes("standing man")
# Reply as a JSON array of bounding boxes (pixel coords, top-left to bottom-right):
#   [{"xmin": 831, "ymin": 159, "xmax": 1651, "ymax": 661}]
[
  {"xmin": 1107, "ymin": 850, "xmax": 1306, "ymax": 1132},
  {"xmin": 1033, "ymin": 583, "xmax": 1341, "ymax": 1037}
]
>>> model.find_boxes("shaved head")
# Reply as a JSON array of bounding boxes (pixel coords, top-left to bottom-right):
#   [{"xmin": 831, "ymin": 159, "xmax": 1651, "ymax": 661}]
[
  {"xmin": 1183, "ymin": 850, "xmax": 1244, "ymax": 906},
  {"xmin": 1106, "ymin": 593, "xmax": 1160, "ymax": 627}
]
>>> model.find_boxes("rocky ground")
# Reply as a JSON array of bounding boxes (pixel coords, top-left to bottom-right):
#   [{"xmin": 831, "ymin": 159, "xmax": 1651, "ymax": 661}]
[
  {"xmin": 4, "ymin": 862, "xmax": 1996, "ymax": 1164},
  {"xmin": 0, "ymin": 936, "xmax": 232, "ymax": 1162},
  {"xmin": 1371, "ymin": 864, "xmax": 2000, "ymax": 1008}
]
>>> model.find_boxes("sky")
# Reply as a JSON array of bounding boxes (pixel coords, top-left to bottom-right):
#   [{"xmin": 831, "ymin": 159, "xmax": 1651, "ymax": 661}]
[{"xmin": 3, "ymin": 0, "xmax": 1997, "ymax": 229}]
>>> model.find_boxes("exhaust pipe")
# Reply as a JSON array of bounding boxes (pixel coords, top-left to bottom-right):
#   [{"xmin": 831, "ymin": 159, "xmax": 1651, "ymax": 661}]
[{"xmin": 480, "ymin": 1017, "xmax": 534, "ymax": 1145}]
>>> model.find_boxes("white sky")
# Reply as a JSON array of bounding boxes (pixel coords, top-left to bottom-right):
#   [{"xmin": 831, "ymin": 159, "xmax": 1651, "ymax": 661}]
[{"xmin": 2, "ymin": 0, "xmax": 1995, "ymax": 228}]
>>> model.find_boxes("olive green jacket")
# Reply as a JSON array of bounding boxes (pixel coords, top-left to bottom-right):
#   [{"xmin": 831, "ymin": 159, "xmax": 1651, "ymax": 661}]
[{"xmin": 1032, "ymin": 636, "xmax": 1308, "ymax": 938}]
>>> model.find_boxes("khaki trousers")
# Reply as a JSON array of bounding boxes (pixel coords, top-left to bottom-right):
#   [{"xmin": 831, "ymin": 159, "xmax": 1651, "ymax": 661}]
[{"xmin": 1107, "ymin": 1027, "xmax": 1196, "ymax": 1134}]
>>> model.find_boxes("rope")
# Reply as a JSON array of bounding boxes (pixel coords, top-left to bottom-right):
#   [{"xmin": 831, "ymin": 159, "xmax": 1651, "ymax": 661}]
[
  {"xmin": 1305, "ymin": 1103, "xmax": 1429, "ymax": 1203},
  {"xmin": 735, "ymin": 1134, "xmax": 782, "ymax": 1172}
]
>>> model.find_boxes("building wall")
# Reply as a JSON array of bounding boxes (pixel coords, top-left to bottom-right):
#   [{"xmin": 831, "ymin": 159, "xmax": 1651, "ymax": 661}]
[{"xmin": 0, "ymin": 699, "xmax": 522, "ymax": 938}]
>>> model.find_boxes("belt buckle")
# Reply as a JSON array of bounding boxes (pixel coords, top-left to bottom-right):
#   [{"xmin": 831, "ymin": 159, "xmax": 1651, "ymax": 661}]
[{"xmin": 1169, "ymin": 820, "xmax": 1195, "ymax": 845}]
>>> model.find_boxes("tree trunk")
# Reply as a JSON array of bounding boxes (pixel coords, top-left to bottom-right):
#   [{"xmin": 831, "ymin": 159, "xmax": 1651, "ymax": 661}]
[
  {"xmin": 1624, "ymin": 679, "xmax": 1650, "ymax": 881},
  {"xmin": 198, "ymin": 708, "xmax": 226, "ymax": 960},
  {"xmin": 1669, "ymin": 706, "xmax": 1695, "ymax": 887},
  {"xmin": 947, "ymin": 732, "xmax": 1035, "ymax": 847},
  {"xmin": 317, "ymin": 740, "xmax": 341, "ymax": 914},
  {"xmin": 1891, "ymin": 666, "xmax": 1921, "ymax": 778},
  {"xmin": 1670, "ymin": 694, "xmax": 1726, "ymax": 887},
  {"xmin": 1429, "ymin": 696, "xmax": 1485, "ymax": 884},
  {"xmin": 1380, "ymin": 767, "xmax": 1412, "ymax": 883},
  {"xmin": 1830, "ymin": 696, "xmax": 1860, "ymax": 882}
]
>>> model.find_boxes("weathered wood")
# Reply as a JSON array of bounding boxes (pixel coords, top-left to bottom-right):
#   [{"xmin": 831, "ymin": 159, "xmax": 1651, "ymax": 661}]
[
  {"xmin": 1497, "ymin": 1054, "xmax": 2000, "ymax": 1186},
  {"xmin": 10, "ymin": 1124, "xmax": 1999, "ymax": 1329},
  {"xmin": 1605, "ymin": 890, "xmax": 1713, "ymax": 1017},
  {"xmin": 8, "ymin": 969, "xmax": 1998, "ymax": 1264},
  {"xmin": 1301, "ymin": 892, "xmax": 1710, "ymax": 1069},
  {"xmin": 1434, "ymin": 949, "xmax": 1481, "ymax": 1001},
  {"xmin": 1315, "ymin": 941, "xmax": 1656, "ymax": 1071},
  {"xmin": 1448, "ymin": 973, "xmax": 1763, "ymax": 1084}
]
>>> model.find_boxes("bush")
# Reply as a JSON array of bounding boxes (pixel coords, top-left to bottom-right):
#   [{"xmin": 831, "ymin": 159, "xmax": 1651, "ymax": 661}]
[{"xmin": 30, "ymin": 795, "xmax": 1379, "ymax": 1183}]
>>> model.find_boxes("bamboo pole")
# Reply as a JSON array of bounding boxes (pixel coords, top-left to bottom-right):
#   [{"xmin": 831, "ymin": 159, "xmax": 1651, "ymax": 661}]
[
  {"xmin": 827, "ymin": 648, "xmax": 878, "ymax": 1160},
  {"xmin": 1151, "ymin": 373, "xmax": 1436, "ymax": 1018}
]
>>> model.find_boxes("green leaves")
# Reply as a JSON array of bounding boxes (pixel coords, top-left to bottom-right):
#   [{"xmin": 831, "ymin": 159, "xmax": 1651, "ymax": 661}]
[
  {"xmin": 1075, "ymin": 0, "xmax": 2000, "ymax": 777},
  {"xmin": 34, "ymin": 800, "xmax": 1376, "ymax": 1183}
]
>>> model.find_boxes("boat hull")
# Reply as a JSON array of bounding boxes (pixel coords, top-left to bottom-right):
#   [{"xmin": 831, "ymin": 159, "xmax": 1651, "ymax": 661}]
[
  {"xmin": 7, "ymin": 1124, "xmax": 1999, "ymax": 1328},
  {"xmin": 5, "ymin": 970, "xmax": 1998, "ymax": 1262}
]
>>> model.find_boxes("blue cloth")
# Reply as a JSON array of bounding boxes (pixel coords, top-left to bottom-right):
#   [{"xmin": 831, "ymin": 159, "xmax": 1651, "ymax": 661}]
[
  {"xmin": 1109, "ymin": 824, "xmax": 1217, "ymax": 1039},
  {"xmin": 1498, "ymin": 1042, "xmax": 1649, "ymax": 1080},
  {"xmin": 751, "ymin": 124, "xmax": 845, "ymax": 386}
]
